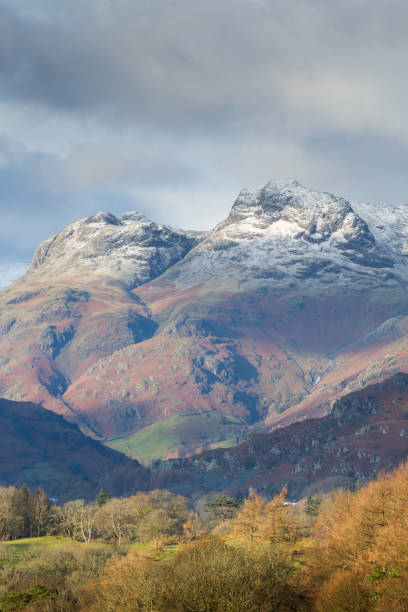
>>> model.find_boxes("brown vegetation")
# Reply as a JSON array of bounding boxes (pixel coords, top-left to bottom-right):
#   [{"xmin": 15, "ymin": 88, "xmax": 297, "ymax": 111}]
[
  {"xmin": 3, "ymin": 462, "xmax": 408, "ymax": 609},
  {"xmin": 84, "ymin": 537, "xmax": 309, "ymax": 612},
  {"xmin": 308, "ymin": 463, "xmax": 408, "ymax": 610}
]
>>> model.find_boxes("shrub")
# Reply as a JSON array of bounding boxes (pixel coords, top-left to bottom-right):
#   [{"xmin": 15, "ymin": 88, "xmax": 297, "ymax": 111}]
[
  {"xmin": 87, "ymin": 536, "xmax": 309, "ymax": 611},
  {"xmin": 0, "ymin": 583, "xmax": 56, "ymax": 611}
]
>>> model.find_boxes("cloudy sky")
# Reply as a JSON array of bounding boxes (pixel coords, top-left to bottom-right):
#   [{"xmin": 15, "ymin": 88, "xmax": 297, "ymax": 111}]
[{"xmin": 1, "ymin": 0, "xmax": 408, "ymax": 281}]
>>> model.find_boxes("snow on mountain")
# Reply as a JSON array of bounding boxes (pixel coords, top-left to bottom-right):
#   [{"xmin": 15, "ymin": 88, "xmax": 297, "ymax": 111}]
[
  {"xmin": 20, "ymin": 180, "xmax": 408, "ymax": 294},
  {"xmin": 3, "ymin": 180, "xmax": 408, "ymax": 456},
  {"xmin": 154, "ymin": 179, "xmax": 406, "ymax": 293},
  {"xmin": 28, "ymin": 210, "xmax": 201, "ymax": 289}
]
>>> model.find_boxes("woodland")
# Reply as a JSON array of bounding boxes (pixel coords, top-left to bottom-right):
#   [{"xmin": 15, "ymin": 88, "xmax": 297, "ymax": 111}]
[{"xmin": 1, "ymin": 462, "xmax": 408, "ymax": 610}]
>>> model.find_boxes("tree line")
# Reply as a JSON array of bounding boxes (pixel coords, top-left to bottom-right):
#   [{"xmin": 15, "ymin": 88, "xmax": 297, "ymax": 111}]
[
  {"xmin": 0, "ymin": 486, "xmax": 189, "ymax": 545},
  {"xmin": 2, "ymin": 461, "xmax": 408, "ymax": 609}
]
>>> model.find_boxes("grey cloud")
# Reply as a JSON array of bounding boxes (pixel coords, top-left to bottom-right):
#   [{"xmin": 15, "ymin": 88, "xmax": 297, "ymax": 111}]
[
  {"xmin": 1, "ymin": 0, "xmax": 408, "ymax": 265},
  {"xmin": 1, "ymin": 0, "xmax": 408, "ymax": 140},
  {"xmin": 0, "ymin": 135, "xmax": 231, "ymax": 261}
]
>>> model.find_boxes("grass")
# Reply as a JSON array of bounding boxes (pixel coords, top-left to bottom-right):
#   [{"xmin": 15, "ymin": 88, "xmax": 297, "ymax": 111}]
[
  {"xmin": 129, "ymin": 540, "xmax": 180, "ymax": 561},
  {"xmin": 1, "ymin": 536, "xmax": 71, "ymax": 565},
  {"xmin": 1, "ymin": 536, "xmax": 176, "ymax": 564},
  {"xmin": 208, "ymin": 437, "xmax": 236, "ymax": 451},
  {"xmin": 157, "ymin": 544, "xmax": 179, "ymax": 560},
  {"xmin": 129, "ymin": 541, "xmax": 148, "ymax": 553},
  {"xmin": 0, "ymin": 536, "xmax": 111, "ymax": 568},
  {"xmin": 106, "ymin": 412, "xmax": 242, "ymax": 464}
]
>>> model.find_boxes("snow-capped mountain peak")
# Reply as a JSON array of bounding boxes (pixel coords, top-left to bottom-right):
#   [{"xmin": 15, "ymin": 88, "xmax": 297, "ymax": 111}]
[
  {"xmin": 18, "ymin": 180, "xmax": 408, "ymax": 295},
  {"xmin": 159, "ymin": 180, "xmax": 405, "ymax": 291},
  {"xmin": 218, "ymin": 179, "xmax": 372, "ymax": 246},
  {"xmin": 27, "ymin": 210, "xmax": 199, "ymax": 289}
]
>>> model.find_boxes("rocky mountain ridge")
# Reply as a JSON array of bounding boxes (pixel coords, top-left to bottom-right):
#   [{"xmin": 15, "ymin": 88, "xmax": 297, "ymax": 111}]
[
  {"xmin": 28, "ymin": 210, "xmax": 201, "ymax": 289},
  {"xmin": 1, "ymin": 180, "xmax": 408, "ymax": 456},
  {"xmin": 152, "ymin": 179, "xmax": 406, "ymax": 293}
]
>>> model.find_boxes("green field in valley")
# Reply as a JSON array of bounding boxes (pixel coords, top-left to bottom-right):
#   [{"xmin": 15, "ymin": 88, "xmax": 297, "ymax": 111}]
[{"xmin": 106, "ymin": 412, "xmax": 241, "ymax": 464}]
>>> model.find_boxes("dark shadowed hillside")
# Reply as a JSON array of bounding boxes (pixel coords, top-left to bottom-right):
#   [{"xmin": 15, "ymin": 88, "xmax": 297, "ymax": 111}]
[{"xmin": 0, "ymin": 398, "xmax": 149, "ymax": 501}]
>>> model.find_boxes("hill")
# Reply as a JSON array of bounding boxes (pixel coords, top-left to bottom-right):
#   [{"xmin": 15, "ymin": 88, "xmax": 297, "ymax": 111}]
[
  {"xmin": 0, "ymin": 397, "xmax": 148, "ymax": 501},
  {"xmin": 2, "ymin": 374, "xmax": 408, "ymax": 502},
  {"xmin": 151, "ymin": 373, "xmax": 408, "ymax": 499}
]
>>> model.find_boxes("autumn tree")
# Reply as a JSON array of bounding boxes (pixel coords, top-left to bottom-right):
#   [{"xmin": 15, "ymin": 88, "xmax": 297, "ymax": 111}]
[
  {"xmin": 228, "ymin": 491, "xmax": 266, "ymax": 545},
  {"xmin": 96, "ymin": 497, "xmax": 136, "ymax": 545},
  {"xmin": 32, "ymin": 488, "xmax": 54, "ymax": 537},
  {"xmin": 8, "ymin": 486, "xmax": 55, "ymax": 538},
  {"xmin": 183, "ymin": 512, "xmax": 207, "ymax": 541},
  {"xmin": 11, "ymin": 485, "xmax": 32, "ymax": 537},
  {"xmin": 60, "ymin": 500, "xmax": 98, "ymax": 543},
  {"xmin": 308, "ymin": 461, "xmax": 408, "ymax": 608},
  {"xmin": 260, "ymin": 487, "xmax": 301, "ymax": 544},
  {"xmin": 61, "ymin": 500, "xmax": 86, "ymax": 540},
  {"xmin": 86, "ymin": 536, "xmax": 308, "ymax": 611},
  {"xmin": 0, "ymin": 486, "xmax": 15, "ymax": 540},
  {"xmin": 78, "ymin": 501, "xmax": 97, "ymax": 543}
]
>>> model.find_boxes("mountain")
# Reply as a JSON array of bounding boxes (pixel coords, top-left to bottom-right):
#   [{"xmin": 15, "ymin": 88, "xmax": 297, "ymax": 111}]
[
  {"xmin": 4, "ymin": 374, "xmax": 408, "ymax": 503},
  {"xmin": 28, "ymin": 210, "xmax": 200, "ymax": 290},
  {"xmin": 1, "ymin": 180, "xmax": 408, "ymax": 458},
  {"xmin": 0, "ymin": 397, "xmax": 148, "ymax": 502},
  {"xmin": 151, "ymin": 373, "xmax": 408, "ymax": 499},
  {"xmin": 0, "ymin": 211, "xmax": 199, "ymax": 433}
]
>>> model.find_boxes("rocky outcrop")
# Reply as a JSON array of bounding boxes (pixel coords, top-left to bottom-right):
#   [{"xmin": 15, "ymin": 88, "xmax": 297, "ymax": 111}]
[
  {"xmin": 149, "ymin": 374, "xmax": 408, "ymax": 499},
  {"xmin": 153, "ymin": 179, "xmax": 404, "ymax": 292},
  {"xmin": 29, "ymin": 210, "xmax": 201, "ymax": 290}
]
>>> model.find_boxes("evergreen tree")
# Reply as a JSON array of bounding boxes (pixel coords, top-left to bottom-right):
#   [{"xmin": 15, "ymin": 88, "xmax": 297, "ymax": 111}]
[
  {"xmin": 96, "ymin": 489, "xmax": 111, "ymax": 507},
  {"xmin": 205, "ymin": 495, "xmax": 242, "ymax": 522}
]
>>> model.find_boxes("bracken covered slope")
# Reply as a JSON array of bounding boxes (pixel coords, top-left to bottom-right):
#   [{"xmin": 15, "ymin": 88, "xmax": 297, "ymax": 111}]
[
  {"xmin": 1, "ymin": 180, "xmax": 408, "ymax": 455},
  {"xmin": 151, "ymin": 373, "xmax": 408, "ymax": 499}
]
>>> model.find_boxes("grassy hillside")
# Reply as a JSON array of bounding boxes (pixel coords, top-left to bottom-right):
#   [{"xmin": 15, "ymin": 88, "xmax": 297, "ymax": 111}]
[
  {"xmin": 106, "ymin": 411, "xmax": 241, "ymax": 463},
  {"xmin": 0, "ymin": 536, "xmax": 109, "ymax": 566}
]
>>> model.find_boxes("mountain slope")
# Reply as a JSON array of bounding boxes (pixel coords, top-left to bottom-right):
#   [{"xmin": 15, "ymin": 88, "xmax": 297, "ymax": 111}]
[
  {"xmin": 3, "ymin": 375, "xmax": 408, "ymax": 503},
  {"xmin": 0, "ymin": 397, "xmax": 148, "ymax": 501},
  {"xmin": 1, "ymin": 180, "xmax": 408, "ymax": 455},
  {"xmin": 0, "ymin": 211, "xmax": 199, "ymax": 431},
  {"xmin": 63, "ymin": 181, "xmax": 408, "ymax": 442},
  {"xmin": 151, "ymin": 373, "xmax": 408, "ymax": 499}
]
